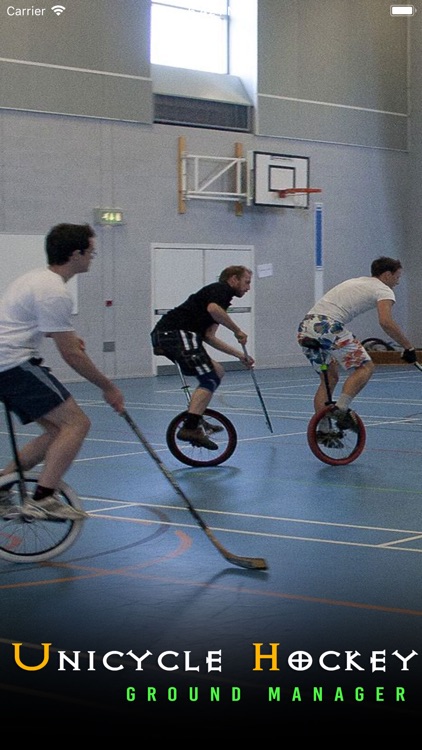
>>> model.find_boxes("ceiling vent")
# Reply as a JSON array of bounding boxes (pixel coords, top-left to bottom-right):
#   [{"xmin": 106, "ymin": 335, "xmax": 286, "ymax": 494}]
[
  {"xmin": 152, "ymin": 64, "xmax": 253, "ymax": 132},
  {"xmin": 154, "ymin": 94, "xmax": 251, "ymax": 131}
]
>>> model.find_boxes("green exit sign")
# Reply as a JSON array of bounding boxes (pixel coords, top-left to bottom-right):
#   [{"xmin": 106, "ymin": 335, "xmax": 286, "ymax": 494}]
[{"xmin": 93, "ymin": 208, "xmax": 124, "ymax": 226}]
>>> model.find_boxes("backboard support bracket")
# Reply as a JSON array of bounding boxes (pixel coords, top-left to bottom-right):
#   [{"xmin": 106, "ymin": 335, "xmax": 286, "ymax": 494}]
[{"xmin": 178, "ymin": 136, "xmax": 250, "ymax": 215}]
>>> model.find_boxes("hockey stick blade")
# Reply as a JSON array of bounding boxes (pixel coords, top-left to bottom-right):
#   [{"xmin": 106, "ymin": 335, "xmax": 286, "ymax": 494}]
[
  {"xmin": 414, "ymin": 362, "xmax": 422, "ymax": 372},
  {"xmin": 121, "ymin": 410, "xmax": 268, "ymax": 571},
  {"xmin": 242, "ymin": 345, "xmax": 274, "ymax": 433}
]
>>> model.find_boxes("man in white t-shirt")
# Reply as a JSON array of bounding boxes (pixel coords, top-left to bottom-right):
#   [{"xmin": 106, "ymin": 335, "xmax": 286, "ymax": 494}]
[
  {"xmin": 0, "ymin": 223, "xmax": 125, "ymax": 520},
  {"xmin": 297, "ymin": 257, "xmax": 416, "ymax": 435}
]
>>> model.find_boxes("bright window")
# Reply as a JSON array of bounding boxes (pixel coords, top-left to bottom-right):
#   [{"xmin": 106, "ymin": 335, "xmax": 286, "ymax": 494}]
[{"xmin": 151, "ymin": 1, "xmax": 230, "ymax": 74}]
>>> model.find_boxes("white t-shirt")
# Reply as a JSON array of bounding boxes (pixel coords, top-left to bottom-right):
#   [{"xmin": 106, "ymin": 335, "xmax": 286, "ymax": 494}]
[
  {"xmin": 308, "ymin": 276, "xmax": 396, "ymax": 325},
  {"xmin": 0, "ymin": 267, "xmax": 74, "ymax": 372}
]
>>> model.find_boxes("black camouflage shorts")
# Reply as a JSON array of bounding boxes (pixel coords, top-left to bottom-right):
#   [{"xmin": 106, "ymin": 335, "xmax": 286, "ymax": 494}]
[{"xmin": 151, "ymin": 329, "xmax": 213, "ymax": 376}]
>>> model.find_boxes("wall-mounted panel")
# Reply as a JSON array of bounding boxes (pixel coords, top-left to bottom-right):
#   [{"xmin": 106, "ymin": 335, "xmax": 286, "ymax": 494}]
[
  {"xmin": 0, "ymin": 0, "xmax": 152, "ymax": 123},
  {"xmin": 257, "ymin": 0, "xmax": 408, "ymax": 149},
  {"xmin": 257, "ymin": 95, "xmax": 408, "ymax": 150},
  {"xmin": 0, "ymin": 61, "xmax": 152, "ymax": 123}
]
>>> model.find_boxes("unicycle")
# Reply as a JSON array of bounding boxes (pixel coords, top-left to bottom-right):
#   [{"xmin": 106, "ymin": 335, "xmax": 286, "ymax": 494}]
[
  {"xmin": 0, "ymin": 399, "xmax": 85, "ymax": 563},
  {"xmin": 166, "ymin": 364, "xmax": 237, "ymax": 468},
  {"xmin": 361, "ymin": 337, "xmax": 396, "ymax": 352},
  {"xmin": 301, "ymin": 338, "xmax": 366, "ymax": 466}
]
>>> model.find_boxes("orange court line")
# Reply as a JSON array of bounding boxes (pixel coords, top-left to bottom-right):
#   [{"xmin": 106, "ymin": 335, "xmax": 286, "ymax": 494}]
[
  {"xmin": 0, "ymin": 530, "xmax": 192, "ymax": 588},
  {"xmin": 1, "ymin": 547, "xmax": 421, "ymax": 617}
]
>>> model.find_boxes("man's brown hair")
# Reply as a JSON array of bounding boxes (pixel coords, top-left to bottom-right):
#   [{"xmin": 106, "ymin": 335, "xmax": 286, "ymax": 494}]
[{"xmin": 219, "ymin": 265, "xmax": 252, "ymax": 283}]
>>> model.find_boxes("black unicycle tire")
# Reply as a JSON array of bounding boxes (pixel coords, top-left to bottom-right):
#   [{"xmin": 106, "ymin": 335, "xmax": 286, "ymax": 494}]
[
  {"xmin": 361, "ymin": 338, "xmax": 395, "ymax": 352},
  {"xmin": 0, "ymin": 473, "xmax": 85, "ymax": 563},
  {"xmin": 307, "ymin": 405, "xmax": 366, "ymax": 466},
  {"xmin": 166, "ymin": 408, "xmax": 237, "ymax": 467}
]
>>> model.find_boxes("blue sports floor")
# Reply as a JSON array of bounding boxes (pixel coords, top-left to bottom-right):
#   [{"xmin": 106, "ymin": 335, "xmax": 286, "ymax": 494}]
[{"xmin": 1, "ymin": 363, "xmax": 422, "ymax": 733}]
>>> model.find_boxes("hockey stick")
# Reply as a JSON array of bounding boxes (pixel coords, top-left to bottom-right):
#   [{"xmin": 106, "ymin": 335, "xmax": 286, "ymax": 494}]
[
  {"xmin": 242, "ymin": 345, "xmax": 274, "ymax": 433},
  {"xmin": 414, "ymin": 362, "xmax": 422, "ymax": 372},
  {"xmin": 121, "ymin": 410, "xmax": 268, "ymax": 571}
]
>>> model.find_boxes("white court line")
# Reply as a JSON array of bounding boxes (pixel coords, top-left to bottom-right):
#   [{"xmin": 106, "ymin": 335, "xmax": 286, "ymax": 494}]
[
  {"xmin": 7, "ymin": 420, "xmax": 419, "ymax": 467},
  {"xmin": 83, "ymin": 511, "xmax": 422, "ymax": 555},
  {"xmin": 75, "ymin": 496, "xmax": 422, "ymax": 553},
  {"xmin": 83, "ymin": 497, "xmax": 422, "ymax": 532},
  {"xmin": 380, "ymin": 534, "xmax": 422, "ymax": 548},
  {"xmin": 70, "ymin": 403, "xmax": 422, "ymax": 431},
  {"xmin": 4, "ymin": 411, "xmax": 422, "ymax": 464},
  {"xmin": 74, "ymin": 450, "xmax": 150, "ymax": 463},
  {"xmin": 88, "ymin": 502, "xmax": 143, "ymax": 514}
]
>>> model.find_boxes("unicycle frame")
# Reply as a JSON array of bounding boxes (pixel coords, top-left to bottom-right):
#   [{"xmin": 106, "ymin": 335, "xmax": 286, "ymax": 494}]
[
  {"xmin": 164, "ymin": 363, "xmax": 238, "ymax": 467},
  {"xmin": 3, "ymin": 399, "xmax": 27, "ymax": 504},
  {"xmin": 175, "ymin": 362, "xmax": 195, "ymax": 406},
  {"xmin": 0, "ymin": 399, "xmax": 84, "ymax": 563},
  {"xmin": 301, "ymin": 339, "xmax": 366, "ymax": 465}
]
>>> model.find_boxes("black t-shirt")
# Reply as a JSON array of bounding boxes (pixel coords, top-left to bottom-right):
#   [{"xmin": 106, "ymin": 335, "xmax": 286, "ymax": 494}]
[{"xmin": 154, "ymin": 281, "xmax": 234, "ymax": 337}]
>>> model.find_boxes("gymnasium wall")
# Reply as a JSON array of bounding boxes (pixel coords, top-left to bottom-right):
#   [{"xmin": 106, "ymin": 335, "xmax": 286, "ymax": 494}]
[{"xmin": 0, "ymin": 1, "xmax": 415, "ymax": 380}]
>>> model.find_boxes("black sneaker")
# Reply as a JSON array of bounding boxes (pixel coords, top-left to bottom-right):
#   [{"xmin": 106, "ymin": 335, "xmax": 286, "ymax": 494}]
[
  {"xmin": 332, "ymin": 408, "xmax": 359, "ymax": 432},
  {"xmin": 201, "ymin": 419, "xmax": 224, "ymax": 434},
  {"xmin": 176, "ymin": 426, "xmax": 219, "ymax": 450}
]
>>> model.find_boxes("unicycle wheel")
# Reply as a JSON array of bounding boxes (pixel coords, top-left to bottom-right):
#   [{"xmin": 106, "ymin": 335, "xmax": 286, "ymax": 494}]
[
  {"xmin": 361, "ymin": 338, "xmax": 395, "ymax": 352},
  {"xmin": 307, "ymin": 405, "xmax": 366, "ymax": 466},
  {"xmin": 166, "ymin": 408, "xmax": 237, "ymax": 467},
  {"xmin": 0, "ymin": 473, "xmax": 85, "ymax": 563}
]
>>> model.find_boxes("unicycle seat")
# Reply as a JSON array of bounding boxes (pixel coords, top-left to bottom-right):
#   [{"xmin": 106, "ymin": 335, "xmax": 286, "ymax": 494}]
[{"xmin": 299, "ymin": 336, "xmax": 324, "ymax": 350}]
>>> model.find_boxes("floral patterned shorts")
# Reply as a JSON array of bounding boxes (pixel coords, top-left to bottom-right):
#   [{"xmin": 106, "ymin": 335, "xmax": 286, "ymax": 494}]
[{"xmin": 297, "ymin": 314, "xmax": 372, "ymax": 371}]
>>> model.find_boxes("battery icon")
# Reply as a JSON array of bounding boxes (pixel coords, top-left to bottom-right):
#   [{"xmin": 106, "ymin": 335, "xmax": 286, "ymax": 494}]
[{"xmin": 390, "ymin": 5, "xmax": 416, "ymax": 14}]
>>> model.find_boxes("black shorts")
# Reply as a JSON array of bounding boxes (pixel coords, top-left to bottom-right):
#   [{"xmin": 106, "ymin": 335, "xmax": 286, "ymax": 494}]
[
  {"xmin": 151, "ymin": 329, "xmax": 214, "ymax": 377},
  {"xmin": 0, "ymin": 358, "xmax": 71, "ymax": 424}
]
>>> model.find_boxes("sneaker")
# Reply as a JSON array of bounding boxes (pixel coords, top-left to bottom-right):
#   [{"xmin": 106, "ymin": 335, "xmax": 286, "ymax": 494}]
[
  {"xmin": 332, "ymin": 408, "xmax": 359, "ymax": 432},
  {"xmin": 3, "ymin": 496, "xmax": 50, "ymax": 521},
  {"xmin": 316, "ymin": 430, "xmax": 344, "ymax": 449},
  {"xmin": 0, "ymin": 488, "xmax": 14, "ymax": 517},
  {"xmin": 201, "ymin": 419, "xmax": 224, "ymax": 434},
  {"xmin": 24, "ymin": 496, "xmax": 88, "ymax": 521},
  {"xmin": 176, "ymin": 426, "xmax": 219, "ymax": 450}
]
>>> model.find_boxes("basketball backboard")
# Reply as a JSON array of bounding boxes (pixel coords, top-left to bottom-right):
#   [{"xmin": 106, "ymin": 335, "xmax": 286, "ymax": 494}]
[{"xmin": 253, "ymin": 151, "xmax": 311, "ymax": 208}]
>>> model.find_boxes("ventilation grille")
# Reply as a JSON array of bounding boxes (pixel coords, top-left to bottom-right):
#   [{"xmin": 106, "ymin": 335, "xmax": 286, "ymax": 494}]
[{"xmin": 154, "ymin": 94, "xmax": 251, "ymax": 132}]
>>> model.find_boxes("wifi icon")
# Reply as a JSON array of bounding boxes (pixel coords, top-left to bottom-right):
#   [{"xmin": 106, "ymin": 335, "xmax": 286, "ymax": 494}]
[{"xmin": 51, "ymin": 5, "xmax": 66, "ymax": 15}]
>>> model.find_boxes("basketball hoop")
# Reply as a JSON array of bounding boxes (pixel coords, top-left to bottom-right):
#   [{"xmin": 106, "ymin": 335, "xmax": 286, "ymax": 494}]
[{"xmin": 277, "ymin": 188, "xmax": 322, "ymax": 199}]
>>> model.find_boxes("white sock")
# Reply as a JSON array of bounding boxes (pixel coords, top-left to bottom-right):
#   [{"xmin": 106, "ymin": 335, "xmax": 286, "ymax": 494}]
[{"xmin": 336, "ymin": 394, "xmax": 353, "ymax": 412}]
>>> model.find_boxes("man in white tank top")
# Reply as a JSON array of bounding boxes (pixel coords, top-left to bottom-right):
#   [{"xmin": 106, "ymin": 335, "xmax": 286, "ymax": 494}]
[{"xmin": 298, "ymin": 256, "xmax": 416, "ymax": 429}]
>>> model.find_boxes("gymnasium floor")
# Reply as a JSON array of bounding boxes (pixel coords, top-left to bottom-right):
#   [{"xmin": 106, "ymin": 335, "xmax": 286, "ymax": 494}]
[{"xmin": 1, "ymin": 362, "xmax": 422, "ymax": 732}]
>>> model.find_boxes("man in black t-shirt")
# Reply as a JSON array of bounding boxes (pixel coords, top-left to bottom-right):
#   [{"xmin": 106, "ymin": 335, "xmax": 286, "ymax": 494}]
[{"xmin": 151, "ymin": 265, "xmax": 253, "ymax": 449}]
